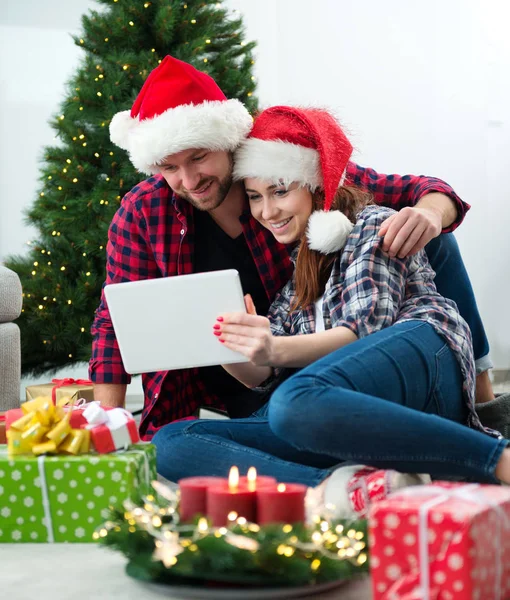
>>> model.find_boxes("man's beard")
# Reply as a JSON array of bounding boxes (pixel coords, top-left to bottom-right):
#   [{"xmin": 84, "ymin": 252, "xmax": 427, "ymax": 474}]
[{"xmin": 180, "ymin": 159, "xmax": 234, "ymax": 211}]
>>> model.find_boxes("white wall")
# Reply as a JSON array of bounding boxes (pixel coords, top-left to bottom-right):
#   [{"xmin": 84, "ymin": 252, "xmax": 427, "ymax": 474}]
[
  {"xmin": 1, "ymin": 0, "xmax": 509, "ymax": 373},
  {"xmin": 0, "ymin": 0, "xmax": 101, "ymax": 261},
  {"xmin": 228, "ymin": 0, "xmax": 510, "ymax": 369},
  {"xmin": 0, "ymin": 0, "xmax": 145, "ymax": 400}
]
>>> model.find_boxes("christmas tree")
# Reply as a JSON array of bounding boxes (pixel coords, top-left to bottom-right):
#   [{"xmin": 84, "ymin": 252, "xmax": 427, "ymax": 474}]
[{"xmin": 6, "ymin": 0, "xmax": 257, "ymax": 375}]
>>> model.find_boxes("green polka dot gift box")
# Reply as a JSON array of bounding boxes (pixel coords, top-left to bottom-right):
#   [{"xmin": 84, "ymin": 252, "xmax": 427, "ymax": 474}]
[{"xmin": 0, "ymin": 443, "xmax": 156, "ymax": 543}]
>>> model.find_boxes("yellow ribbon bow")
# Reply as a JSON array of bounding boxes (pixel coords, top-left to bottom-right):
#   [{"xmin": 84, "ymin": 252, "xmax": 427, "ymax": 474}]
[{"xmin": 7, "ymin": 396, "xmax": 90, "ymax": 456}]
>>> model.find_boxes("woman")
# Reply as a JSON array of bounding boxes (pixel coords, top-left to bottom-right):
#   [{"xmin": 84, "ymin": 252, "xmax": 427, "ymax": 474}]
[{"xmin": 153, "ymin": 106, "xmax": 510, "ymax": 506}]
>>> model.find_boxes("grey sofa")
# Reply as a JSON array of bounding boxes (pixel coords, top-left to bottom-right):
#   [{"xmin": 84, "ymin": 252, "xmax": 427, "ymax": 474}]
[{"xmin": 0, "ymin": 266, "xmax": 22, "ymax": 411}]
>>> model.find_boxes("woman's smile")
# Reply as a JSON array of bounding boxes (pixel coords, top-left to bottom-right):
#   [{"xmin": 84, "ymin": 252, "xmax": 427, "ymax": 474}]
[{"xmin": 268, "ymin": 217, "xmax": 293, "ymax": 231}]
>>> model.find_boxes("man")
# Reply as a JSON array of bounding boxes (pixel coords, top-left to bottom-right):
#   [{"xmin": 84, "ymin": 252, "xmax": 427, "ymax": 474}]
[{"xmin": 90, "ymin": 55, "xmax": 505, "ymax": 440}]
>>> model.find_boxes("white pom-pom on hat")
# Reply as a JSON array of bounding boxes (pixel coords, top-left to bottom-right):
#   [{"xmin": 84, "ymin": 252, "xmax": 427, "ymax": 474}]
[
  {"xmin": 306, "ymin": 210, "xmax": 354, "ymax": 254},
  {"xmin": 109, "ymin": 110, "xmax": 138, "ymax": 151}
]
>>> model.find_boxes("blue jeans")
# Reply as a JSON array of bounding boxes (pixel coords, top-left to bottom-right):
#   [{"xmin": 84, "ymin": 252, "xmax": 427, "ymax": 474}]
[
  {"xmin": 153, "ymin": 322, "xmax": 507, "ymax": 486},
  {"xmin": 425, "ymin": 234, "xmax": 491, "ymax": 373}
]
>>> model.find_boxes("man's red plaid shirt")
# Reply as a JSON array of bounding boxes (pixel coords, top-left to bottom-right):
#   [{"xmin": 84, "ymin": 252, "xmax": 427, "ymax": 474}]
[{"xmin": 89, "ymin": 162, "xmax": 470, "ymax": 440}]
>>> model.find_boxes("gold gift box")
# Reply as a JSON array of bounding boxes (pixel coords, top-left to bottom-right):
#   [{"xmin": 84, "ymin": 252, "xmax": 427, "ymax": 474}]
[{"xmin": 25, "ymin": 381, "xmax": 94, "ymax": 404}]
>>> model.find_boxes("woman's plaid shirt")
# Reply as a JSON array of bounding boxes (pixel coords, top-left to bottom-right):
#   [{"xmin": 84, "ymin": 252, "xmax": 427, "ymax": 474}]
[
  {"xmin": 89, "ymin": 163, "xmax": 470, "ymax": 440},
  {"xmin": 267, "ymin": 205, "xmax": 491, "ymax": 436}
]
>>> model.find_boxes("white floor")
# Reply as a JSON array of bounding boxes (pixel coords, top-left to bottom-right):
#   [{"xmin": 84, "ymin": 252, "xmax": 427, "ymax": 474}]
[{"xmin": 1, "ymin": 544, "xmax": 372, "ymax": 600}]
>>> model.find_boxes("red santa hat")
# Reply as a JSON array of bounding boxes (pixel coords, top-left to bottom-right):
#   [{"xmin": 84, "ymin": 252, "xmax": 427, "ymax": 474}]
[
  {"xmin": 110, "ymin": 55, "xmax": 253, "ymax": 175},
  {"xmin": 233, "ymin": 106, "xmax": 355, "ymax": 254}
]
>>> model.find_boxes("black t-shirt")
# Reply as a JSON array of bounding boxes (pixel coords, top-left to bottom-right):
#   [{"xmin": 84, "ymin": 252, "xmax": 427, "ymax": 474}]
[{"xmin": 193, "ymin": 209, "xmax": 270, "ymax": 417}]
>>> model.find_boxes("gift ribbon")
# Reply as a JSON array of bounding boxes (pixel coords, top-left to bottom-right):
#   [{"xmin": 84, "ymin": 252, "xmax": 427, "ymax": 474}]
[
  {"xmin": 83, "ymin": 403, "xmax": 135, "ymax": 450},
  {"xmin": 120, "ymin": 446, "xmax": 152, "ymax": 488},
  {"xmin": 0, "ymin": 446, "xmax": 56, "ymax": 543},
  {"xmin": 37, "ymin": 455, "xmax": 55, "ymax": 543},
  {"xmin": 51, "ymin": 378, "xmax": 93, "ymax": 404},
  {"xmin": 35, "ymin": 448, "xmax": 151, "ymax": 544},
  {"xmin": 7, "ymin": 396, "xmax": 90, "ymax": 457},
  {"xmin": 386, "ymin": 484, "xmax": 510, "ymax": 600}
]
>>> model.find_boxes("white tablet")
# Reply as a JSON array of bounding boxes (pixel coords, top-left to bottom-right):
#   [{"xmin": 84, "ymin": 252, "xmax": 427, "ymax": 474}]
[{"xmin": 104, "ymin": 270, "xmax": 249, "ymax": 374}]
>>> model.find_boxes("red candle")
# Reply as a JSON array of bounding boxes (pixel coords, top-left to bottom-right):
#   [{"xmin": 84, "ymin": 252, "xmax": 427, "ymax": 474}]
[
  {"xmin": 256, "ymin": 483, "xmax": 307, "ymax": 525},
  {"xmin": 178, "ymin": 476, "xmax": 225, "ymax": 522},
  {"xmin": 206, "ymin": 466, "xmax": 256, "ymax": 526},
  {"xmin": 239, "ymin": 466, "xmax": 277, "ymax": 491}
]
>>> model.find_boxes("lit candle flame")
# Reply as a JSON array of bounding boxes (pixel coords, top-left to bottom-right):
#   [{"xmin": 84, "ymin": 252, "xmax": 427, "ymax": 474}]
[
  {"xmin": 228, "ymin": 466, "xmax": 239, "ymax": 491},
  {"xmin": 247, "ymin": 467, "xmax": 257, "ymax": 491},
  {"xmin": 277, "ymin": 483, "xmax": 287, "ymax": 492}
]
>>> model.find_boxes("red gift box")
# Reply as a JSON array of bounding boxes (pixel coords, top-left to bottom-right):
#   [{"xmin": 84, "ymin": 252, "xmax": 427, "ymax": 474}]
[
  {"xmin": 348, "ymin": 467, "xmax": 394, "ymax": 517},
  {"xmin": 82, "ymin": 403, "xmax": 139, "ymax": 453},
  {"xmin": 369, "ymin": 482, "xmax": 510, "ymax": 600},
  {"xmin": 5, "ymin": 403, "xmax": 138, "ymax": 455}
]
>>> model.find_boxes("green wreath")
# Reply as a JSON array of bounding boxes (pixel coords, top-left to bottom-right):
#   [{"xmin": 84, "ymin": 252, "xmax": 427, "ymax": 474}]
[{"xmin": 95, "ymin": 482, "xmax": 369, "ymax": 588}]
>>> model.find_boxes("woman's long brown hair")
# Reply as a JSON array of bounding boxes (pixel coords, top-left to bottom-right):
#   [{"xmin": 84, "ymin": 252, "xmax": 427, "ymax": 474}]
[{"xmin": 292, "ymin": 186, "xmax": 372, "ymax": 311}]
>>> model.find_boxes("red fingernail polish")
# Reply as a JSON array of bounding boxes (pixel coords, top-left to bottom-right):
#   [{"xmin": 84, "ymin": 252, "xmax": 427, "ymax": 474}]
[
  {"xmin": 217, "ymin": 317, "xmax": 224, "ymax": 322},
  {"xmin": 213, "ymin": 331, "xmax": 221, "ymax": 336},
  {"xmin": 213, "ymin": 324, "xmax": 220, "ymax": 330},
  {"xmin": 219, "ymin": 339, "xmax": 225, "ymax": 343}
]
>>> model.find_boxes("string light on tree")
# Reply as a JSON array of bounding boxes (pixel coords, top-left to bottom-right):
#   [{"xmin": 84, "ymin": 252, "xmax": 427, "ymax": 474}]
[{"xmin": 3, "ymin": 0, "xmax": 259, "ymax": 375}]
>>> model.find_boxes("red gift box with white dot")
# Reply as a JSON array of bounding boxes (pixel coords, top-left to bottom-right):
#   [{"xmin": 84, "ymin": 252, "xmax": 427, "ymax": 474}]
[{"xmin": 369, "ymin": 481, "xmax": 510, "ymax": 600}]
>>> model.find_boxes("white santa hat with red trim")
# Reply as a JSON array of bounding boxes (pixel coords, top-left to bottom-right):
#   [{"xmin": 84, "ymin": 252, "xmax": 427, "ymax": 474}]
[
  {"xmin": 233, "ymin": 106, "xmax": 355, "ymax": 254},
  {"xmin": 110, "ymin": 55, "xmax": 253, "ymax": 175}
]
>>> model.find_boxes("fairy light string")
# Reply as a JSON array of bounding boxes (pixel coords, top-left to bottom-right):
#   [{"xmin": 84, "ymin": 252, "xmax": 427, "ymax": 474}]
[{"xmin": 94, "ymin": 479, "xmax": 369, "ymax": 585}]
